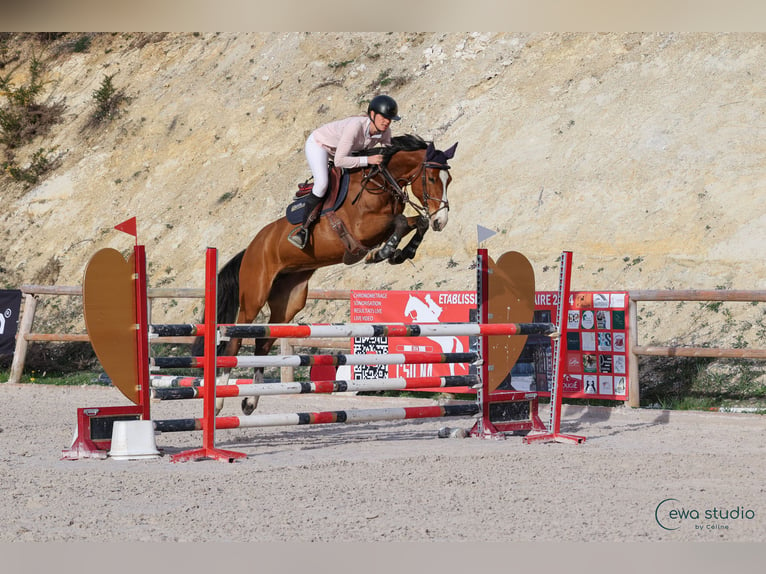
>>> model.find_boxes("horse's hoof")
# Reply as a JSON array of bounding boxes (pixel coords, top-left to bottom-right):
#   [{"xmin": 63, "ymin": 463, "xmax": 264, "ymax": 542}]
[
  {"xmin": 388, "ymin": 250, "xmax": 405, "ymax": 265},
  {"xmin": 215, "ymin": 397, "xmax": 224, "ymax": 416},
  {"xmin": 241, "ymin": 396, "xmax": 259, "ymax": 416}
]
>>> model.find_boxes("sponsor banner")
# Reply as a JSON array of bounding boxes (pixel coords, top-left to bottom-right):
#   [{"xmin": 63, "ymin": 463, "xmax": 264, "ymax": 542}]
[
  {"xmin": 350, "ymin": 290, "xmax": 476, "ymax": 380},
  {"xmin": 349, "ymin": 289, "xmax": 630, "ymax": 401},
  {"xmin": 525, "ymin": 291, "xmax": 630, "ymax": 400}
]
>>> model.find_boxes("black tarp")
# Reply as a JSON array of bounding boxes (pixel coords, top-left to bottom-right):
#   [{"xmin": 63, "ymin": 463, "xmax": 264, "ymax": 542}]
[{"xmin": 0, "ymin": 290, "xmax": 22, "ymax": 356}]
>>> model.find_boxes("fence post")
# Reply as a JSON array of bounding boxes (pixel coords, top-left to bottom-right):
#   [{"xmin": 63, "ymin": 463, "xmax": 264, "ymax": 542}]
[
  {"xmin": 8, "ymin": 294, "xmax": 37, "ymax": 384},
  {"xmin": 627, "ymin": 298, "xmax": 640, "ymax": 408},
  {"xmin": 280, "ymin": 338, "xmax": 294, "ymax": 382}
]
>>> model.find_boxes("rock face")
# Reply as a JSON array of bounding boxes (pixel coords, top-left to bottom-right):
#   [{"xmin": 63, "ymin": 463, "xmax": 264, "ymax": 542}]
[{"xmin": 1, "ymin": 32, "xmax": 764, "ymax": 348}]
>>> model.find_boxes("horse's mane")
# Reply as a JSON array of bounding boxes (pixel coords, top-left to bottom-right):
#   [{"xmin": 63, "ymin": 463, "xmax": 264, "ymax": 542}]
[
  {"xmin": 388, "ymin": 134, "xmax": 429, "ymax": 153},
  {"xmin": 356, "ymin": 134, "xmax": 430, "ymax": 163},
  {"xmin": 382, "ymin": 134, "xmax": 429, "ymax": 164}
]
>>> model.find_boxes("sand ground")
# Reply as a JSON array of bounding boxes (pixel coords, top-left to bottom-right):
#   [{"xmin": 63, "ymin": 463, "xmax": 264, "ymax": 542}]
[{"xmin": 0, "ymin": 382, "xmax": 764, "ymax": 543}]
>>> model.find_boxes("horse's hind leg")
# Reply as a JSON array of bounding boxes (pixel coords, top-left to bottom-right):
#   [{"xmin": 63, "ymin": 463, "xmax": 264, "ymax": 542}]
[
  {"xmin": 240, "ymin": 270, "xmax": 316, "ymax": 415},
  {"xmin": 241, "ymin": 336, "xmax": 269, "ymax": 416},
  {"xmin": 233, "ymin": 265, "xmax": 273, "ymax": 416},
  {"xmin": 192, "ymin": 334, "xmax": 242, "ymax": 416},
  {"xmin": 214, "ymin": 336, "xmax": 243, "ymax": 415},
  {"xmin": 268, "ymin": 270, "xmax": 316, "ymax": 326}
]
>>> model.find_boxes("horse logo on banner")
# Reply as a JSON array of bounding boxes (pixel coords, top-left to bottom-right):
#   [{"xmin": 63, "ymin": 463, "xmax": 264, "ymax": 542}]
[{"xmin": 402, "ymin": 293, "xmax": 466, "ymax": 377}]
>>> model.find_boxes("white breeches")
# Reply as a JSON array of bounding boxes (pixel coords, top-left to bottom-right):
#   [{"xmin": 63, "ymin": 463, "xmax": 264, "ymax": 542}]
[{"xmin": 305, "ymin": 133, "xmax": 329, "ymax": 198}]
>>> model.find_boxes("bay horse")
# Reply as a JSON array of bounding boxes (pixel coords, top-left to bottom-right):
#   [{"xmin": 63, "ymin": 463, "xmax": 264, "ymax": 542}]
[{"xmin": 193, "ymin": 134, "xmax": 458, "ymax": 415}]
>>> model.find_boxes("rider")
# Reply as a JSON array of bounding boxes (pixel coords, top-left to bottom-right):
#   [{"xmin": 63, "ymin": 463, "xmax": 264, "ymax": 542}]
[{"xmin": 288, "ymin": 94, "xmax": 401, "ymax": 249}]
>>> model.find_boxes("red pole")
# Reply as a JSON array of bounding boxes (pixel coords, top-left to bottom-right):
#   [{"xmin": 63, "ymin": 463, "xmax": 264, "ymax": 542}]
[
  {"xmin": 524, "ymin": 251, "xmax": 585, "ymax": 445},
  {"xmin": 133, "ymin": 244, "xmax": 151, "ymax": 420},
  {"xmin": 550, "ymin": 252, "xmax": 569, "ymax": 436},
  {"xmin": 479, "ymin": 249, "xmax": 491, "ymax": 433},
  {"xmin": 470, "ymin": 248, "xmax": 507, "ymax": 438},
  {"xmin": 172, "ymin": 248, "xmax": 246, "ymax": 462},
  {"xmin": 201, "ymin": 247, "xmax": 218, "ymax": 450}
]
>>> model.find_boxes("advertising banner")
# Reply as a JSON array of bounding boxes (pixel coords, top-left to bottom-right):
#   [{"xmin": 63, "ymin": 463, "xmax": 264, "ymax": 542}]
[
  {"xmin": 349, "ymin": 290, "xmax": 476, "ymax": 380},
  {"xmin": 515, "ymin": 291, "xmax": 630, "ymax": 400},
  {"xmin": 349, "ymin": 288, "xmax": 630, "ymax": 401}
]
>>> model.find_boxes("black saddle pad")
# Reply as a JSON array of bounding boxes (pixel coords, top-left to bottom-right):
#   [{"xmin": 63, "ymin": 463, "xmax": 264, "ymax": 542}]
[{"xmin": 286, "ymin": 170, "xmax": 350, "ymax": 224}]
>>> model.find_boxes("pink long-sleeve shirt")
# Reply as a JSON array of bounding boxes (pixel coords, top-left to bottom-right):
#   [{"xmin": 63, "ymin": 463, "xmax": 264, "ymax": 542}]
[{"xmin": 310, "ymin": 115, "xmax": 392, "ymax": 169}]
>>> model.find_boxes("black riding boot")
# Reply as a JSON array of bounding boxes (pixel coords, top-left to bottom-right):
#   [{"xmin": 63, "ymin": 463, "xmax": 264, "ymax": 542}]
[{"xmin": 288, "ymin": 193, "xmax": 323, "ymax": 249}]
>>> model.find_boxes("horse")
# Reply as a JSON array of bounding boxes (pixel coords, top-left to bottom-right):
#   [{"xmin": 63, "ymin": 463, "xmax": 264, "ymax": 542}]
[{"xmin": 192, "ymin": 134, "xmax": 458, "ymax": 415}]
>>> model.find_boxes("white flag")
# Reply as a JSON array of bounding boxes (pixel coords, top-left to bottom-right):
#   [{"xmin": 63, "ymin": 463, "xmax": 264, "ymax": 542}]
[{"xmin": 477, "ymin": 225, "xmax": 497, "ymax": 244}]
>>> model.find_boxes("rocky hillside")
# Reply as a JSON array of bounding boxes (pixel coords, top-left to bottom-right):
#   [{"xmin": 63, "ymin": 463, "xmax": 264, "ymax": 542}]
[{"xmin": 1, "ymin": 32, "xmax": 764, "ymax": 351}]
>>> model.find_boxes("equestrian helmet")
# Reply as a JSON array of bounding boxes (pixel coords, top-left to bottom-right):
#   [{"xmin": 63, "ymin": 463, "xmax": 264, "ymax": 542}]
[{"xmin": 368, "ymin": 95, "xmax": 401, "ymax": 121}]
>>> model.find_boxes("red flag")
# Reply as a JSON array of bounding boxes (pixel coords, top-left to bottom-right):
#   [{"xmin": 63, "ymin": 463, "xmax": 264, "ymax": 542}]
[{"xmin": 115, "ymin": 217, "xmax": 137, "ymax": 237}]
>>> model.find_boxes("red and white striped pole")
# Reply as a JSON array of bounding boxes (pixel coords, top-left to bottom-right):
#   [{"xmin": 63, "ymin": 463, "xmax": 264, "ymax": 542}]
[
  {"xmin": 149, "ymin": 321, "xmax": 556, "ymax": 339},
  {"xmin": 150, "ymin": 351, "xmax": 479, "ymax": 369},
  {"xmin": 156, "ymin": 403, "xmax": 481, "ymax": 433}
]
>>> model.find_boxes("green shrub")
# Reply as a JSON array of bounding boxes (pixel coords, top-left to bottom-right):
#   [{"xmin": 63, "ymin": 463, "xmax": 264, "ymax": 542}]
[
  {"xmin": 2, "ymin": 146, "xmax": 57, "ymax": 185},
  {"xmin": 88, "ymin": 73, "xmax": 127, "ymax": 125},
  {"xmin": 0, "ymin": 54, "xmax": 64, "ymax": 149},
  {"xmin": 72, "ymin": 35, "xmax": 91, "ymax": 53}
]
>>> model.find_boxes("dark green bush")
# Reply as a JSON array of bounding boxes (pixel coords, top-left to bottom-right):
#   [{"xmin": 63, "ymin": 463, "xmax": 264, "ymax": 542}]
[
  {"xmin": 0, "ymin": 54, "xmax": 64, "ymax": 149},
  {"xmin": 89, "ymin": 73, "xmax": 127, "ymax": 125}
]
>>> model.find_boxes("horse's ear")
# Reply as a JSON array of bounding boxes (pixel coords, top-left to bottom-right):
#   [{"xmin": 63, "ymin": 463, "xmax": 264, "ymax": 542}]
[
  {"xmin": 442, "ymin": 142, "xmax": 458, "ymax": 160},
  {"xmin": 425, "ymin": 142, "xmax": 436, "ymax": 160}
]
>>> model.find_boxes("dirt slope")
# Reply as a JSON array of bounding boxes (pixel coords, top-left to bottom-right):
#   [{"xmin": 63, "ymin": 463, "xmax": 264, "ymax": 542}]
[{"xmin": 1, "ymin": 32, "xmax": 764, "ymax": 348}]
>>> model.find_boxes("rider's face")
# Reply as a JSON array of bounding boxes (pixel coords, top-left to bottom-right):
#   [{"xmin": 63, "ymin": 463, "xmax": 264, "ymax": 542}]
[{"xmin": 370, "ymin": 112, "xmax": 391, "ymax": 134}]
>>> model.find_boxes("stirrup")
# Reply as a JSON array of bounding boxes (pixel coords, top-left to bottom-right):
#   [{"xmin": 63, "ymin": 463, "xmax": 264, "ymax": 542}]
[{"xmin": 288, "ymin": 226, "xmax": 308, "ymax": 249}]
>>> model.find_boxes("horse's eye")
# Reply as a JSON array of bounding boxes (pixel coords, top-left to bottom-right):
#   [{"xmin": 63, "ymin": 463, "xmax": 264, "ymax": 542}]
[{"xmin": 428, "ymin": 177, "xmax": 437, "ymax": 183}]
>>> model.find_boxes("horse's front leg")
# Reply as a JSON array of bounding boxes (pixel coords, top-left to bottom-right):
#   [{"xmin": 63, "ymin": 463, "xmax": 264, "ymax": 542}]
[
  {"xmin": 388, "ymin": 215, "xmax": 429, "ymax": 265},
  {"xmin": 365, "ymin": 214, "xmax": 411, "ymax": 264}
]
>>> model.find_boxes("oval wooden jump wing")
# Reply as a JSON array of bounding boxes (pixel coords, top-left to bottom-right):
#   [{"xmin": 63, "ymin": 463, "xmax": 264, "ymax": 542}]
[
  {"xmin": 82, "ymin": 248, "xmax": 139, "ymax": 404},
  {"xmin": 487, "ymin": 251, "xmax": 536, "ymax": 392}
]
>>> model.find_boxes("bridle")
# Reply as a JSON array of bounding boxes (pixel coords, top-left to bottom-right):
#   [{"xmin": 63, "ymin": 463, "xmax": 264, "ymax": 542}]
[{"xmin": 359, "ymin": 158, "xmax": 451, "ymax": 222}]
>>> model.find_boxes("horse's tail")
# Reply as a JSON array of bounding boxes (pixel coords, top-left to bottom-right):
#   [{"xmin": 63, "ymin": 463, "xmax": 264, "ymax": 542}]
[
  {"xmin": 216, "ymin": 249, "xmax": 246, "ymax": 325},
  {"xmin": 190, "ymin": 249, "xmax": 246, "ymax": 356}
]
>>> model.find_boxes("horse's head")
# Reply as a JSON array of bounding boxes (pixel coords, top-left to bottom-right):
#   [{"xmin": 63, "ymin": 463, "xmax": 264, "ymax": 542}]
[
  {"xmin": 385, "ymin": 135, "xmax": 458, "ymax": 232},
  {"xmin": 420, "ymin": 141, "xmax": 457, "ymax": 231}
]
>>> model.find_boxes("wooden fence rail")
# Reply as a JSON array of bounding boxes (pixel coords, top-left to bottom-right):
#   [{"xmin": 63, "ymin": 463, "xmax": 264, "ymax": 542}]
[
  {"xmin": 6, "ymin": 286, "xmax": 766, "ymax": 408},
  {"xmin": 627, "ymin": 289, "xmax": 766, "ymax": 407},
  {"xmin": 6, "ymin": 285, "xmax": 351, "ymax": 385}
]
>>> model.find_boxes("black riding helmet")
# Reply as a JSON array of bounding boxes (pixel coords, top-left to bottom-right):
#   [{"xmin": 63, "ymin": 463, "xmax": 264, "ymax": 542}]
[{"xmin": 368, "ymin": 94, "xmax": 401, "ymax": 121}]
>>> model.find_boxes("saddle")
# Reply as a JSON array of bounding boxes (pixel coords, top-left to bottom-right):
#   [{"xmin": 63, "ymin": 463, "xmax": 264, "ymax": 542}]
[
  {"xmin": 286, "ymin": 167, "xmax": 347, "ymax": 224},
  {"xmin": 286, "ymin": 167, "xmax": 370, "ymax": 264}
]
